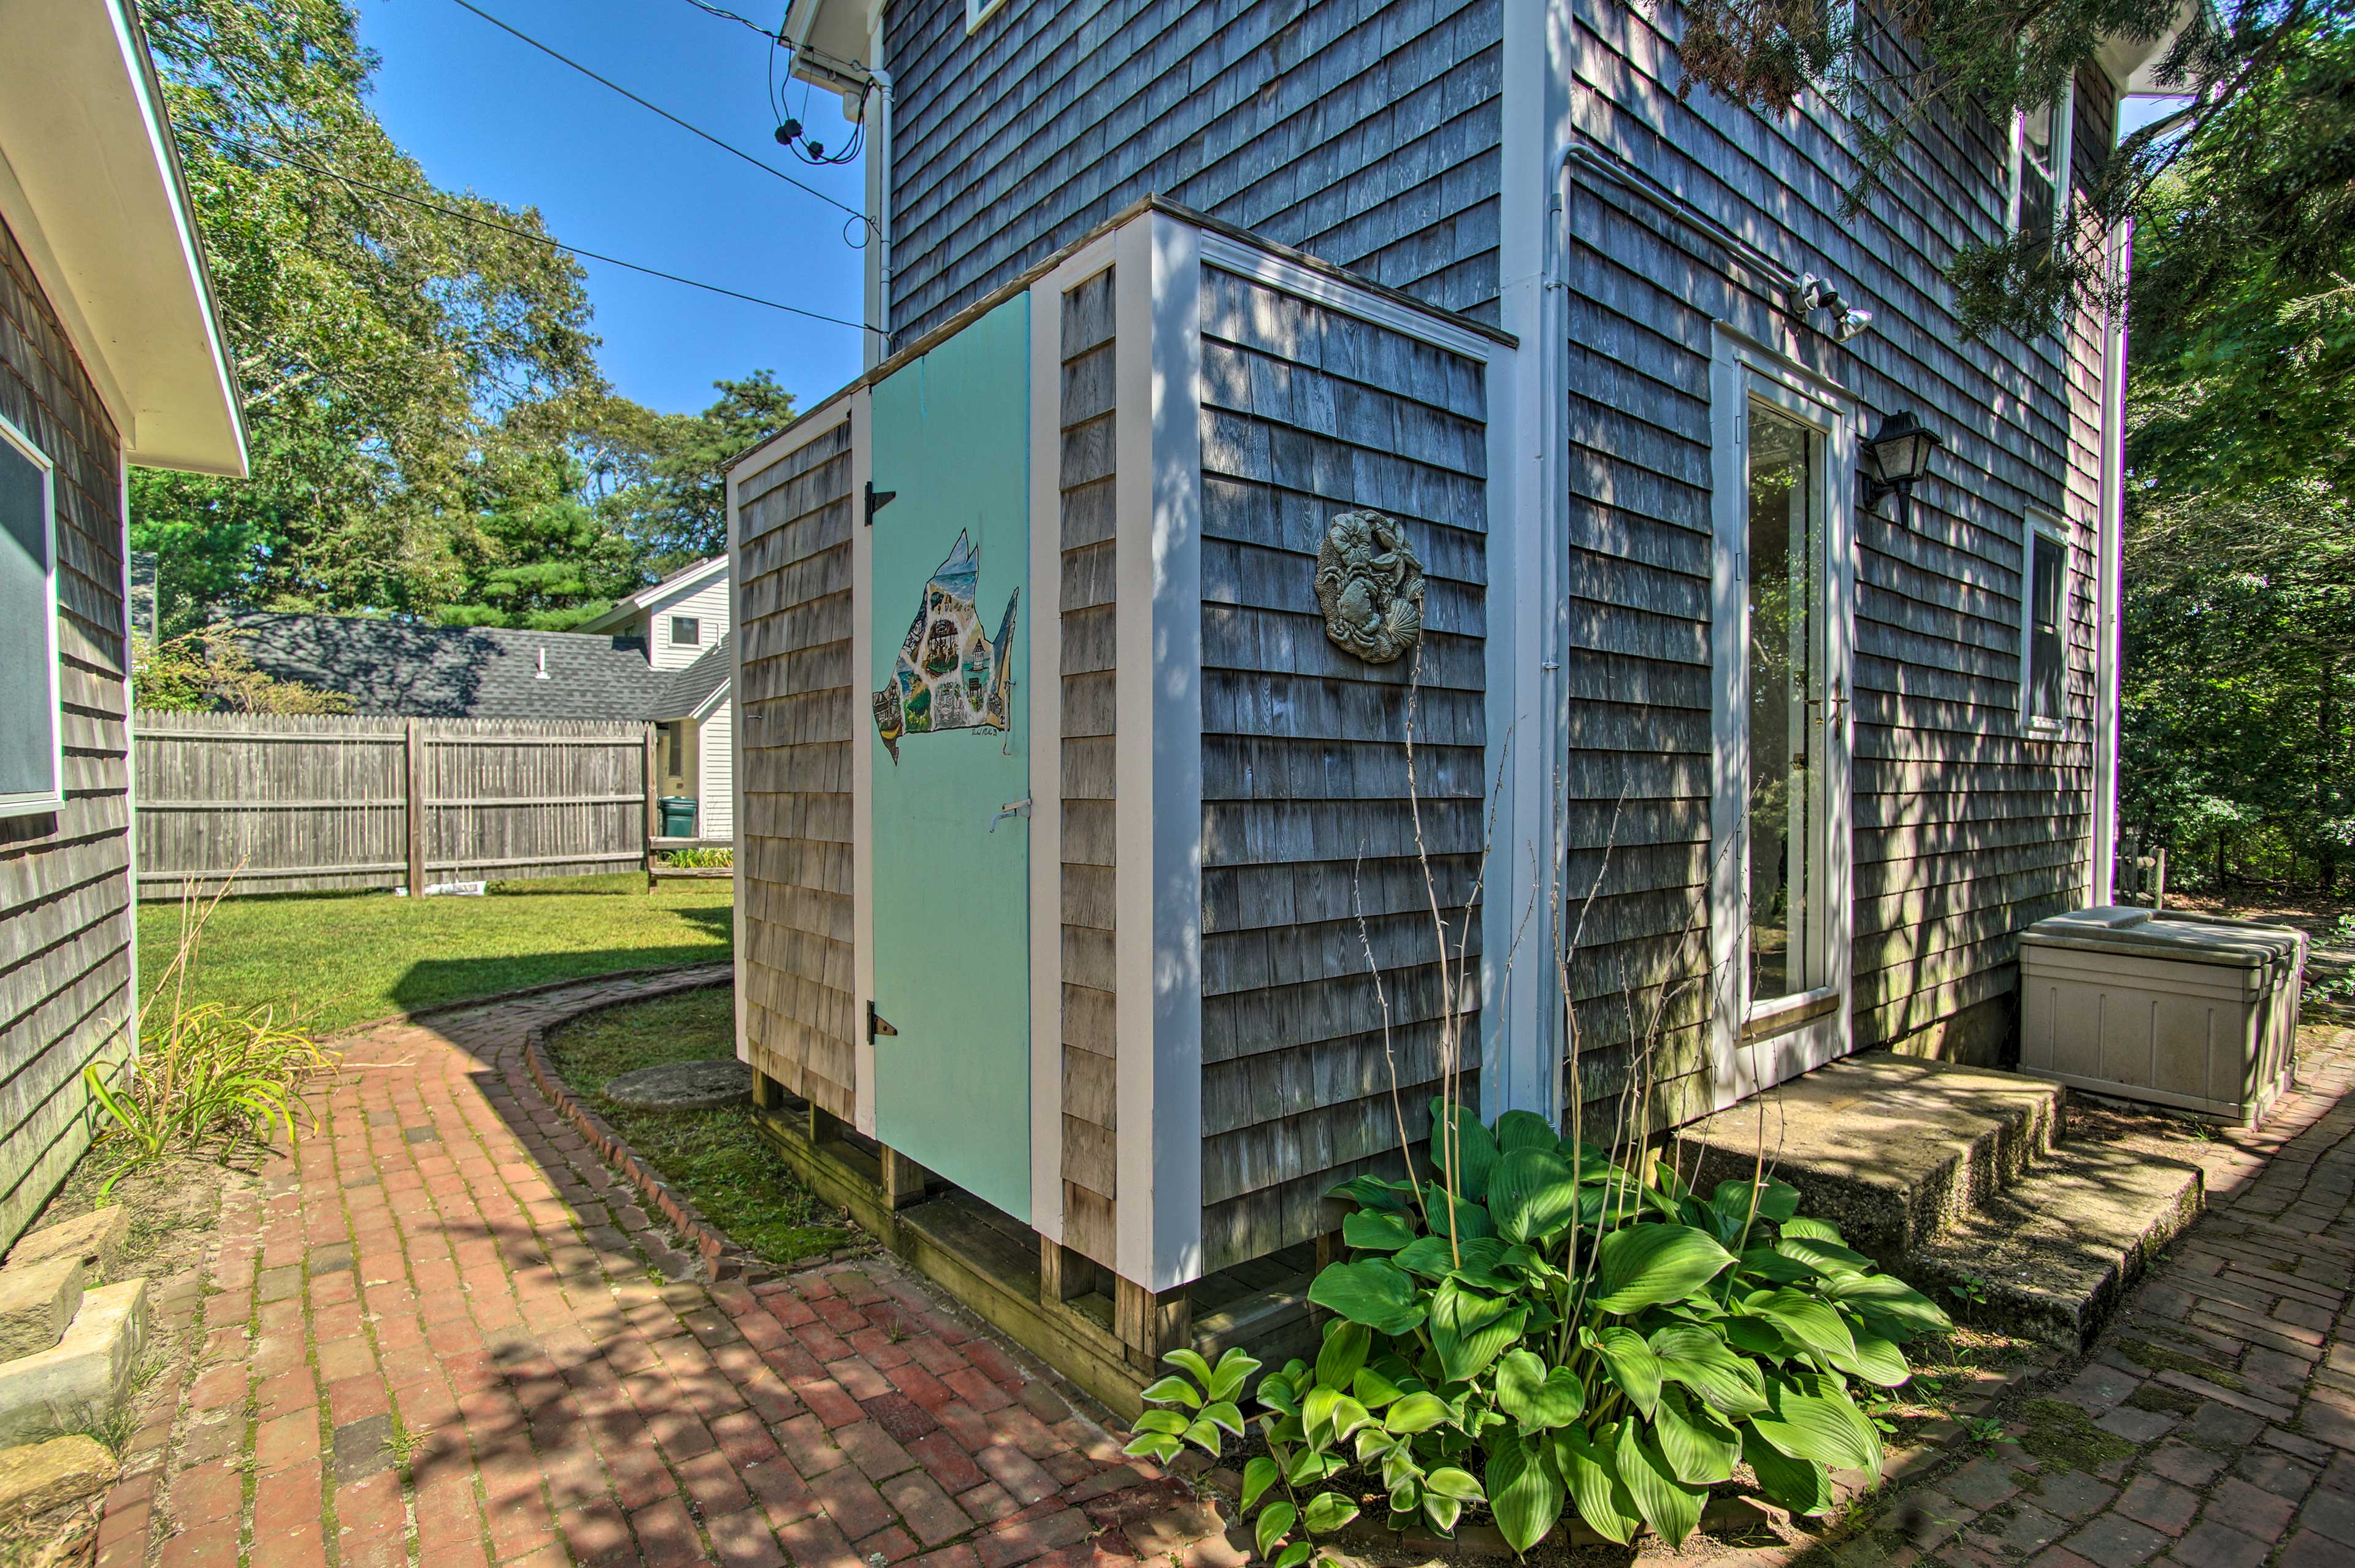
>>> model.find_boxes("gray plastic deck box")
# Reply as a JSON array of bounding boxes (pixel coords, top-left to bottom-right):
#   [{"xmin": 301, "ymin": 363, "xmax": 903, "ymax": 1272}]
[{"xmin": 2019, "ymin": 906, "xmax": 2307, "ymax": 1127}]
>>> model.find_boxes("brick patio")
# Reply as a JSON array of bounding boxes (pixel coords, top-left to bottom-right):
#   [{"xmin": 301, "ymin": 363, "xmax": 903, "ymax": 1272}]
[
  {"xmin": 86, "ymin": 968, "xmax": 2355, "ymax": 1568},
  {"xmin": 93, "ymin": 972, "xmax": 1222, "ymax": 1568}
]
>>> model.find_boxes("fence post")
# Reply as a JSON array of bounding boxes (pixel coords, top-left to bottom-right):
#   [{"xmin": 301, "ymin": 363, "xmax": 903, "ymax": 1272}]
[
  {"xmin": 644, "ymin": 722, "xmax": 659, "ymax": 885},
  {"xmin": 405, "ymin": 717, "xmax": 427, "ymax": 897}
]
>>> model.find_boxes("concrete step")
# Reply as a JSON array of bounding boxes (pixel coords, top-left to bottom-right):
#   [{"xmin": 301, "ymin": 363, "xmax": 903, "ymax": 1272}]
[
  {"xmin": 1681, "ymin": 1053, "xmax": 2064, "ymax": 1263},
  {"xmin": 1900, "ymin": 1140, "xmax": 2204, "ymax": 1352},
  {"xmin": 0, "ymin": 1279, "xmax": 148, "ymax": 1447}
]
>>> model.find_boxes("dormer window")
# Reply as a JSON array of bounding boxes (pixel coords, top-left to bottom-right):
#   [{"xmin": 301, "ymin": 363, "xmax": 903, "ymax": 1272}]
[{"xmin": 672, "ymin": 615, "xmax": 701, "ymax": 646}]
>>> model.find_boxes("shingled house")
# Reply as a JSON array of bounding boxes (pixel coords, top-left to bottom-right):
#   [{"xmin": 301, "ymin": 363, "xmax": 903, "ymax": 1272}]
[
  {"xmin": 235, "ymin": 556, "xmax": 737, "ymax": 838},
  {"xmin": 727, "ymin": 0, "xmax": 2185, "ymax": 1406}
]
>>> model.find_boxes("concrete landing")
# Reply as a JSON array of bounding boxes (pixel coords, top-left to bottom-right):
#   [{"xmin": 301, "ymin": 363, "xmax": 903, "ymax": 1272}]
[
  {"xmin": 1680, "ymin": 1053, "xmax": 2064, "ymax": 1261},
  {"xmin": 1904, "ymin": 1140, "xmax": 2205, "ymax": 1352}
]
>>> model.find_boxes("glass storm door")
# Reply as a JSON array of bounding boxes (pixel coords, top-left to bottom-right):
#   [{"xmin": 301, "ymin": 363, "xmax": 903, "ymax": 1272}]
[
  {"xmin": 1709, "ymin": 361, "xmax": 1854, "ymax": 1107},
  {"xmin": 867, "ymin": 295, "xmax": 1033, "ymax": 1220}
]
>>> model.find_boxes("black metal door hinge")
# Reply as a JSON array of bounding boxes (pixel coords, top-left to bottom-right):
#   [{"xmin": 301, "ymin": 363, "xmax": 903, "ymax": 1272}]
[
  {"xmin": 865, "ymin": 481, "xmax": 897, "ymax": 526},
  {"xmin": 867, "ymin": 1001, "xmax": 898, "ymax": 1042}
]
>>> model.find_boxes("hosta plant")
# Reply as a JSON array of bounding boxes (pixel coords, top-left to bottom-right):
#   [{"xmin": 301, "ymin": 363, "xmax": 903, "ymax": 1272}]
[{"xmin": 1125, "ymin": 1100, "xmax": 1953, "ymax": 1558}]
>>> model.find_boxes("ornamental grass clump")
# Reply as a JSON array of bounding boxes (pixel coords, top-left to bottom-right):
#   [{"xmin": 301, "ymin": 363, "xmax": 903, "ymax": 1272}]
[{"xmin": 1125, "ymin": 1100, "xmax": 1953, "ymax": 1558}]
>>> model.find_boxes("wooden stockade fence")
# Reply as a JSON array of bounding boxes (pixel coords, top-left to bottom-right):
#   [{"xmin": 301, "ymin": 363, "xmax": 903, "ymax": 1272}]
[{"xmin": 133, "ymin": 711, "xmax": 658, "ymax": 900}]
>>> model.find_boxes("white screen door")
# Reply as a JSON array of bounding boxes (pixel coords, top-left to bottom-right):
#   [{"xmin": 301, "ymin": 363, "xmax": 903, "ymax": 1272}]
[{"xmin": 1708, "ymin": 334, "xmax": 1856, "ymax": 1107}]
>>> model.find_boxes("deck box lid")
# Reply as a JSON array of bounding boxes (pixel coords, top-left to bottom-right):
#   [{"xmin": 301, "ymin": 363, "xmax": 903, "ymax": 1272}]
[{"xmin": 2021, "ymin": 905, "xmax": 2303, "ymax": 971}]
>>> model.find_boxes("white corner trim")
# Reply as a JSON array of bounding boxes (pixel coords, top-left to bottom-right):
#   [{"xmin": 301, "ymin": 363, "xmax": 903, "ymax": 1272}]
[
  {"xmin": 727, "ymin": 458, "xmax": 750, "ymax": 1074},
  {"xmin": 1195, "ymin": 231, "xmax": 1502, "ymax": 364},
  {"xmin": 0, "ymin": 409, "xmax": 62, "ymax": 819},
  {"xmin": 1025, "ymin": 264, "xmax": 1067, "ymax": 1244},
  {"xmin": 849, "ymin": 389, "xmax": 879, "ymax": 1136}
]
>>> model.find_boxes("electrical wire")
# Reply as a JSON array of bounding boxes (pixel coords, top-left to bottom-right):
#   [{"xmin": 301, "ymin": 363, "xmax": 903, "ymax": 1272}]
[
  {"xmin": 442, "ymin": 0, "xmax": 871, "ymax": 229},
  {"xmin": 182, "ymin": 125, "xmax": 876, "ymax": 332},
  {"xmin": 673, "ymin": 0, "xmax": 783, "ymax": 41}
]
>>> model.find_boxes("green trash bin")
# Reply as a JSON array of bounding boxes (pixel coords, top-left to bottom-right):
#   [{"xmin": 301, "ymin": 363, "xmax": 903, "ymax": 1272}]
[{"xmin": 659, "ymin": 796, "xmax": 698, "ymax": 838}]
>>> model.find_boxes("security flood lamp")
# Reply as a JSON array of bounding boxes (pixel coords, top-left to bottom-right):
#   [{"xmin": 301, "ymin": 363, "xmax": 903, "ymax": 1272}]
[{"xmin": 1862, "ymin": 410, "xmax": 1943, "ymax": 511}]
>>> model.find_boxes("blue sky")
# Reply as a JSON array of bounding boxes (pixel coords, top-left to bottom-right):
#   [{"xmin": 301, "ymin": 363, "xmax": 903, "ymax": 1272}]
[{"xmin": 358, "ymin": 0, "xmax": 870, "ymax": 417}]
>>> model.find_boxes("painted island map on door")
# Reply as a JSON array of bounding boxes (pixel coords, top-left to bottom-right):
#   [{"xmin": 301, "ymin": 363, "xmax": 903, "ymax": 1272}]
[{"xmin": 871, "ymin": 529, "xmax": 1019, "ymax": 763}]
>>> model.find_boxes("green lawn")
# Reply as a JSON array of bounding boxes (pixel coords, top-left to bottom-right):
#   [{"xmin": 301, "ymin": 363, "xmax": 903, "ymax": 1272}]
[
  {"xmin": 140, "ymin": 882, "xmax": 732, "ymax": 1038},
  {"xmin": 545, "ymin": 987, "xmax": 846, "ymax": 1267}
]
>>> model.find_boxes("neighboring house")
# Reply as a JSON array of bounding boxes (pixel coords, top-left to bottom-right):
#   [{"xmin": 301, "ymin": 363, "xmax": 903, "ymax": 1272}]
[
  {"xmin": 231, "ymin": 556, "xmax": 737, "ymax": 839},
  {"xmin": 733, "ymin": 0, "xmax": 2185, "ymax": 1390},
  {"xmin": 0, "ymin": 2, "xmax": 247, "ymax": 1241}
]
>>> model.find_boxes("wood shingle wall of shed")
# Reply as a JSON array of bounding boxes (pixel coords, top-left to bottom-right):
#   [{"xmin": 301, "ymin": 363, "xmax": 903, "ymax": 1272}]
[
  {"xmin": 1195, "ymin": 266, "xmax": 1489, "ymax": 1274},
  {"xmin": 1559, "ymin": 13, "xmax": 2115, "ymax": 1122},
  {"xmin": 736, "ymin": 421, "xmax": 859, "ymax": 1120},
  {"xmin": 1059, "ymin": 268, "xmax": 1120, "ymax": 1268},
  {"xmin": 0, "ymin": 213, "xmax": 130, "ymax": 1248},
  {"xmin": 883, "ymin": 0, "xmax": 1503, "ymax": 345}
]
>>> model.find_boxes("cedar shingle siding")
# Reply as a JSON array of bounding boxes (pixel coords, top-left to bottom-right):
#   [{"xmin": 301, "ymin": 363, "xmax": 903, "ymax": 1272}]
[
  {"xmin": 0, "ymin": 212, "xmax": 131, "ymax": 1246},
  {"xmin": 883, "ymin": 0, "xmax": 1504, "ymax": 345}
]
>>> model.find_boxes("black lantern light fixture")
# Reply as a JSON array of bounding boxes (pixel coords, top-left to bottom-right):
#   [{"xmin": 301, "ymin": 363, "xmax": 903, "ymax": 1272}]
[{"xmin": 1861, "ymin": 410, "xmax": 1944, "ymax": 511}]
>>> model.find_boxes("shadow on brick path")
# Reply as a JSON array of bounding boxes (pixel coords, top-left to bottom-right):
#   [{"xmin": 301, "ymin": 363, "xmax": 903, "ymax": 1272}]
[{"xmin": 96, "ymin": 970, "xmax": 1229, "ymax": 1568}]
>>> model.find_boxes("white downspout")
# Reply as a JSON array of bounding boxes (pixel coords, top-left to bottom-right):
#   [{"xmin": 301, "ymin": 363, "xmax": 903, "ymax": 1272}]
[{"xmin": 2091, "ymin": 216, "xmax": 2132, "ymax": 904}]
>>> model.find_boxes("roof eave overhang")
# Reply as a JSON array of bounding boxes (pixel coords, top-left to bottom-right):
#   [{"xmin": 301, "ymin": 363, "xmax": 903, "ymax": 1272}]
[
  {"xmin": 2097, "ymin": 0, "xmax": 2204, "ymax": 97},
  {"xmin": 582, "ymin": 555, "xmax": 730, "ymax": 632},
  {"xmin": 781, "ymin": 0, "xmax": 882, "ymax": 114},
  {"xmin": 0, "ymin": 0, "xmax": 247, "ymax": 477}
]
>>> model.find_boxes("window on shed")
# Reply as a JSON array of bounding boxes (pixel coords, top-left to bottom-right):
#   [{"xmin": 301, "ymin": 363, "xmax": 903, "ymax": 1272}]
[
  {"xmin": 671, "ymin": 614, "xmax": 701, "ymax": 646},
  {"xmin": 2023, "ymin": 523, "xmax": 2068, "ymax": 729},
  {"xmin": 0, "ymin": 415, "xmax": 60, "ymax": 818},
  {"xmin": 2010, "ymin": 96, "xmax": 2073, "ymax": 252}
]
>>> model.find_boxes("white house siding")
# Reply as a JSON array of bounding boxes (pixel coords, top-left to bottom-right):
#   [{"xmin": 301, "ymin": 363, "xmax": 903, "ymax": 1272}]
[
  {"xmin": 699, "ymin": 700, "xmax": 735, "ymax": 841},
  {"xmin": 648, "ymin": 573, "xmax": 733, "ymax": 672}
]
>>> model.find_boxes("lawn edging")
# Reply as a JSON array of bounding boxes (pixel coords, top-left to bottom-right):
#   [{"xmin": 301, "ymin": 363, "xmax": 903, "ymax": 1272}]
[{"xmin": 515, "ymin": 969, "xmax": 860, "ymax": 1287}]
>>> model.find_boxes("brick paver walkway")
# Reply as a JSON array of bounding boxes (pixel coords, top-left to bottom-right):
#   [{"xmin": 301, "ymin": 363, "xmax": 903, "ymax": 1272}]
[
  {"xmin": 1848, "ymin": 1024, "xmax": 2355, "ymax": 1568},
  {"xmin": 94, "ymin": 972, "xmax": 1217, "ymax": 1568}
]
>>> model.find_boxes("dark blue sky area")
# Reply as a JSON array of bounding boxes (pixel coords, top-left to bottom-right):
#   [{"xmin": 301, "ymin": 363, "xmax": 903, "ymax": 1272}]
[{"xmin": 358, "ymin": 0, "xmax": 871, "ymax": 416}]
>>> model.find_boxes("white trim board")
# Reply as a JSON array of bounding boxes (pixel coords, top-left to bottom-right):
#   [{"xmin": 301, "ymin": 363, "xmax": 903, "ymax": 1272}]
[
  {"xmin": 2018, "ymin": 507, "xmax": 2071, "ymax": 738},
  {"xmin": 1196, "ymin": 232, "xmax": 1504, "ymax": 363},
  {"xmin": 0, "ymin": 409, "xmax": 62, "ymax": 819},
  {"xmin": 848, "ymin": 392, "xmax": 879, "ymax": 1136}
]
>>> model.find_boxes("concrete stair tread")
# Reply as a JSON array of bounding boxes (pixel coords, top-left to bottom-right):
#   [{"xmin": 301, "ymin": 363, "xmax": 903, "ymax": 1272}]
[
  {"xmin": 0, "ymin": 1278, "xmax": 149, "ymax": 1447},
  {"xmin": 1683, "ymin": 1054, "xmax": 2064, "ymax": 1260},
  {"xmin": 1901, "ymin": 1141, "xmax": 2204, "ymax": 1352}
]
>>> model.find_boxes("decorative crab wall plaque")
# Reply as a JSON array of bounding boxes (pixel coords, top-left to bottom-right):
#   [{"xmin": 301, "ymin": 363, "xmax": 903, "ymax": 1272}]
[{"xmin": 1314, "ymin": 508, "xmax": 1425, "ymax": 664}]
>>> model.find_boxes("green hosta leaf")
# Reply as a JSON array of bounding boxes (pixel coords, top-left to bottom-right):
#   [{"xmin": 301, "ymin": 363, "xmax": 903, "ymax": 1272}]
[
  {"xmin": 1428, "ymin": 1280, "xmax": 1526, "ymax": 1383},
  {"xmin": 1181, "ymin": 1417, "xmax": 1223, "ymax": 1453},
  {"xmin": 1301, "ymin": 1383, "xmax": 1340, "ymax": 1447},
  {"xmin": 1777, "ymin": 1216, "xmax": 1845, "ymax": 1244},
  {"xmin": 1550, "ymin": 1425, "xmax": 1641, "ymax": 1545},
  {"xmin": 1201, "ymin": 1401, "xmax": 1247, "ymax": 1437},
  {"xmin": 1739, "ymin": 1247, "xmax": 1820, "ymax": 1285},
  {"xmin": 1354, "ymin": 1428, "xmax": 1394, "ymax": 1466},
  {"xmin": 1329, "ymin": 1174, "xmax": 1417, "ymax": 1213},
  {"xmin": 1124, "ymin": 1432, "xmax": 1182, "ymax": 1463},
  {"xmin": 1742, "ymin": 1426, "xmax": 1834, "ymax": 1515},
  {"xmin": 1777, "ymin": 1235, "xmax": 1875, "ymax": 1277},
  {"xmin": 1577, "ymin": 1171, "xmax": 1651, "ymax": 1227},
  {"xmin": 1139, "ymin": 1376, "xmax": 1201, "ymax": 1409},
  {"xmin": 1384, "ymin": 1391, "xmax": 1452, "ymax": 1436},
  {"xmin": 1352, "ymin": 1365, "xmax": 1404, "ymax": 1409},
  {"xmin": 1792, "ymin": 1370, "xmax": 1884, "ymax": 1475},
  {"xmin": 1651, "ymin": 1159, "xmax": 1693, "ymax": 1203},
  {"xmin": 1273, "ymin": 1542, "xmax": 1314, "ymax": 1568},
  {"xmin": 1482, "ymin": 1429, "xmax": 1564, "ymax": 1555},
  {"xmin": 1302, "ymin": 1492, "xmax": 1360, "ymax": 1533},
  {"xmin": 1647, "ymin": 1325, "xmax": 1768, "ymax": 1417},
  {"xmin": 1421, "ymin": 1492, "xmax": 1462, "ymax": 1534},
  {"xmin": 1206, "ymin": 1349, "xmax": 1260, "ymax": 1404},
  {"xmin": 1241, "ymin": 1456, "xmax": 1280, "ymax": 1512},
  {"xmin": 1828, "ymin": 1331, "xmax": 1912, "ymax": 1388},
  {"xmin": 1134, "ymin": 1409, "xmax": 1189, "ymax": 1436},
  {"xmin": 1722, "ymin": 1315, "xmax": 1786, "ymax": 1359},
  {"xmin": 1593, "ymin": 1225, "xmax": 1735, "ymax": 1314},
  {"xmin": 1394, "ymin": 1233, "xmax": 1496, "ymax": 1280},
  {"xmin": 1428, "ymin": 1099, "xmax": 1498, "ymax": 1201},
  {"xmin": 1494, "ymin": 1348, "xmax": 1587, "ymax": 1431},
  {"xmin": 1257, "ymin": 1374, "xmax": 1299, "ymax": 1418},
  {"xmin": 1652, "ymin": 1388, "xmax": 1739, "ymax": 1485},
  {"xmin": 1255, "ymin": 1501, "xmax": 1297, "ymax": 1558},
  {"xmin": 1487, "ymin": 1145, "xmax": 1582, "ymax": 1244},
  {"xmin": 1308, "ymin": 1258, "xmax": 1426, "ymax": 1336},
  {"xmin": 1494, "ymin": 1109, "xmax": 1560, "ymax": 1152},
  {"xmin": 1317, "ymin": 1321, "xmax": 1373, "ymax": 1390},
  {"xmin": 1615, "ymin": 1420, "xmax": 1704, "ymax": 1546},
  {"xmin": 1342, "ymin": 1208, "xmax": 1417, "ymax": 1252},
  {"xmin": 1825, "ymin": 1272, "xmax": 1954, "ymax": 1338},
  {"xmin": 1163, "ymin": 1348, "xmax": 1217, "ymax": 1386},
  {"xmin": 1746, "ymin": 1288, "xmax": 1859, "ymax": 1364},
  {"xmin": 1425, "ymin": 1184, "xmax": 1497, "ymax": 1241},
  {"xmin": 1583, "ymin": 1325, "xmax": 1662, "ymax": 1420},
  {"xmin": 1424, "ymin": 1467, "xmax": 1484, "ymax": 1501},
  {"xmin": 1288, "ymin": 1448, "xmax": 1346, "ymax": 1486},
  {"xmin": 1755, "ymin": 1179, "xmax": 1801, "ymax": 1223},
  {"xmin": 1749, "ymin": 1375, "xmax": 1881, "ymax": 1475}
]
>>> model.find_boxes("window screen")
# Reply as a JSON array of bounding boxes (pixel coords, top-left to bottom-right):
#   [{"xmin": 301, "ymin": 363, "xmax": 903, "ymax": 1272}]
[
  {"xmin": 2028, "ymin": 531, "xmax": 2067, "ymax": 725},
  {"xmin": 671, "ymin": 614, "xmax": 700, "ymax": 646},
  {"xmin": 0, "ymin": 424, "xmax": 58, "ymax": 814}
]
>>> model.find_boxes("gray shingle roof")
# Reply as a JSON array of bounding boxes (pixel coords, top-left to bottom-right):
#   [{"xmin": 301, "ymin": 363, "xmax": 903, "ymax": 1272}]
[
  {"xmin": 655, "ymin": 635, "xmax": 732, "ymax": 719},
  {"xmin": 229, "ymin": 613, "xmax": 681, "ymax": 721}
]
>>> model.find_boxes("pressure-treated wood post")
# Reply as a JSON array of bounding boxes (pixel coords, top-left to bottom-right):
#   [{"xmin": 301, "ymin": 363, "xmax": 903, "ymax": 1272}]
[
  {"xmin": 2153, "ymin": 847, "xmax": 2169, "ymax": 911},
  {"xmin": 404, "ymin": 717, "xmax": 426, "ymax": 898},
  {"xmin": 880, "ymin": 1146, "xmax": 930, "ymax": 1210},
  {"xmin": 1040, "ymin": 1239, "xmax": 1101, "ymax": 1304},
  {"xmin": 1115, "ymin": 1277, "xmax": 1192, "ymax": 1372}
]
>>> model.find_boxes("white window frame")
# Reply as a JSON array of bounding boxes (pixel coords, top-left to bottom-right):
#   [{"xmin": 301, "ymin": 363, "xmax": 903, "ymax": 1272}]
[
  {"xmin": 2020, "ymin": 509, "xmax": 2070, "ymax": 737},
  {"xmin": 1707, "ymin": 327, "xmax": 1859, "ymax": 1111},
  {"xmin": 2007, "ymin": 91, "xmax": 2075, "ymax": 245},
  {"xmin": 0, "ymin": 410, "xmax": 61, "ymax": 819},
  {"xmin": 965, "ymin": 0, "xmax": 1007, "ymax": 31},
  {"xmin": 671, "ymin": 613, "xmax": 702, "ymax": 647}
]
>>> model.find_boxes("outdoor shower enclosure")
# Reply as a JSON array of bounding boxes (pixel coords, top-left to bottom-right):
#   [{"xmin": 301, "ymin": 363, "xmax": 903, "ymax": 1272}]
[{"xmin": 728, "ymin": 201, "xmax": 1516, "ymax": 1403}]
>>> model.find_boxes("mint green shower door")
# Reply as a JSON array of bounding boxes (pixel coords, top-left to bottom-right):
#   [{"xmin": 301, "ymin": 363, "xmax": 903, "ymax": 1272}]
[{"xmin": 868, "ymin": 296, "xmax": 1032, "ymax": 1222}]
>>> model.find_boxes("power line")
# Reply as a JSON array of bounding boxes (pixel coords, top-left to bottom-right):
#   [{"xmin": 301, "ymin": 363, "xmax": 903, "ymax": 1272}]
[
  {"xmin": 182, "ymin": 126, "xmax": 875, "ymax": 332},
  {"xmin": 442, "ymin": 0, "xmax": 870, "ymax": 229},
  {"xmin": 674, "ymin": 0, "xmax": 783, "ymax": 42}
]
